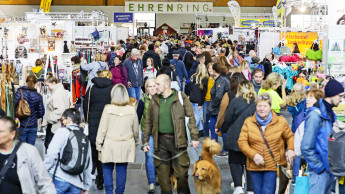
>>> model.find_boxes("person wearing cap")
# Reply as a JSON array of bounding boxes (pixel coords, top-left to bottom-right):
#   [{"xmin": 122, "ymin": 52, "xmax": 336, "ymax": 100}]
[
  {"xmin": 170, "ymin": 51, "xmax": 189, "ymax": 91},
  {"xmin": 301, "ymin": 79, "xmax": 345, "ymax": 194}
]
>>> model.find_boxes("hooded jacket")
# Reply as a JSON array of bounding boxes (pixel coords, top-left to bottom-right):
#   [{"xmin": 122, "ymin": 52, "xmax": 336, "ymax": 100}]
[
  {"xmin": 110, "ymin": 64, "xmax": 128, "ymax": 86},
  {"xmin": 142, "ymin": 50, "xmax": 161, "ymax": 69},
  {"xmin": 83, "ymin": 77, "xmax": 113, "ymax": 143},
  {"xmin": 301, "ymin": 99, "xmax": 336, "ymax": 174},
  {"xmin": 14, "ymin": 86, "xmax": 45, "ymax": 128}
]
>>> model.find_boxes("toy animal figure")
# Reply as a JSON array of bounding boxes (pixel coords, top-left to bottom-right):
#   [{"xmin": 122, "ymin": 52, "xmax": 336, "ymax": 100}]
[
  {"xmin": 63, "ymin": 41, "xmax": 69, "ymax": 53},
  {"xmin": 40, "ymin": 26, "xmax": 46, "ymax": 37},
  {"xmin": 70, "ymin": 41, "xmax": 76, "ymax": 53}
]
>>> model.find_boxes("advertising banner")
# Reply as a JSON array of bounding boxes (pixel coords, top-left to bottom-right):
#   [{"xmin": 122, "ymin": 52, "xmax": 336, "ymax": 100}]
[
  {"xmin": 276, "ymin": 0, "xmax": 284, "ymax": 17},
  {"xmin": 114, "ymin": 13, "xmax": 133, "ymax": 23},
  {"xmin": 125, "ymin": 2, "xmax": 213, "ymax": 14},
  {"xmin": 40, "ymin": 0, "xmax": 52, "ymax": 13},
  {"xmin": 240, "ymin": 19, "xmax": 281, "ymax": 27},
  {"xmin": 282, "ymin": 32, "xmax": 321, "ymax": 54}
]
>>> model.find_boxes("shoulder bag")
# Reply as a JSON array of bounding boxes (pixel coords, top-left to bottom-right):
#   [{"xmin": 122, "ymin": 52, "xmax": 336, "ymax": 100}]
[
  {"xmin": 0, "ymin": 142, "xmax": 22, "ymax": 185},
  {"xmin": 80, "ymin": 86, "xmax": 92, "ymax": 136},
  {"xmin": 15, "ymin": 89, "xmax": 31, "ymax": 119}
]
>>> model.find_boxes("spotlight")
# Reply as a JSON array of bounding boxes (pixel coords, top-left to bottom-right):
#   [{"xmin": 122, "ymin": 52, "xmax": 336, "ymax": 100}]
[{"xmin": 298, "ymin": 6, "xmax": 306, "ymax": 12}]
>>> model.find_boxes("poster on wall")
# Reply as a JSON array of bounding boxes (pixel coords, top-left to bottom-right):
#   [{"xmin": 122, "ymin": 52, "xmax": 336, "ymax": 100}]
[
  {"xmin": 329, "ymin": 39, "xmax": 344, "ymax": 57},
  {"xmin": 48, "ymin": 40, "xmax": 55, "ymax": 51}
]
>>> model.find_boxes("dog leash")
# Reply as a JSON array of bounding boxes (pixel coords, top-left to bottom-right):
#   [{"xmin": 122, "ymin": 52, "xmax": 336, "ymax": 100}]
[{"xmin": 149, "ymin": 149, "xmax": 187, "ymax": 162}]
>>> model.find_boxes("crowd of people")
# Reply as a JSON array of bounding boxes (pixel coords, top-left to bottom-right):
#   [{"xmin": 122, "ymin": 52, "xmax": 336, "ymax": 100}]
[{"xmin": 1, "ymin": 34, "xmax": 344, "ymax": 194}]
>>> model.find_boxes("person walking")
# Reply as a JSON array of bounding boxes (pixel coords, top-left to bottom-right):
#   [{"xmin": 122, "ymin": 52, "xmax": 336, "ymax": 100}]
[
  {"xmin": 143, "ymin": 44, "xmax": 161, "ymax": 69},
  {"xmin": 123, "ymin": 48, "xmax": 144, "ymax": 102},
  {"xmin": 81, "ymin": 52, "xmax": 109, "ymax": 91},
  {"xmin": 137, "ymin": 78, "xmax": 157, "ymax": 192},
  {"xmin": 96, "ymin": 84, "xmax": 139, "ymax": 194},
  {"xmin": 170, "ymin": 51, "xmax": 189, "ymax": 90},
  {"xmin": 301, "ymin": 79, "xmax": 344, "ymax": 194},
  {"xmin": 203, "ymin": 63, "xmax": 215, "ymax": 138},
  {"xmin": 142, "ymin": 74, "xmax": 199, "ymax": 194},
  {"xmin": 14, "ymin": 75, "xmax": 44, "ymax": 145},
  {"xmin": 143, "ymin": 57, "xmax": 157, "ymax": 80},
  {"xmin": 222, "ymin": 81, "xmax": 256, "ymax": 194},
  {"xmin": 238, "ymin": 93, "xmax": 295, "ymax": 194},
  {"xmin": 0, "ymin": 116, "xmax": 56, "ymax": 194},
  {"xmin": 44, "ymin": 75, "xmax": 69, "ymax": 149},
  {"xmin": 110, "ymin": 56, "xmax": 128, "ymax": 86}
]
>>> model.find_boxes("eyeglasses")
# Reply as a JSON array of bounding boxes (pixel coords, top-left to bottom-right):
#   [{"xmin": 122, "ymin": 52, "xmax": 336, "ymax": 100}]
[{"xmin": 257, "ymin": 94, "xmax": 270, "ymax": 100}]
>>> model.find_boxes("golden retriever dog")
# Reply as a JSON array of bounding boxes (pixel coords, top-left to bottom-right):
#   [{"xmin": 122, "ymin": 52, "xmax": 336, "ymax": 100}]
[{"xmin": 193, "ymin": 138, "xmax": 222, "ymax": 194}]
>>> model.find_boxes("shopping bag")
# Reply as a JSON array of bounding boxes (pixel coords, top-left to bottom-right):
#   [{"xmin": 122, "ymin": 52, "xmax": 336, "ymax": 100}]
[{"xmin": 293, "ymin": 175, "xmax": 310, "ymax": 194}]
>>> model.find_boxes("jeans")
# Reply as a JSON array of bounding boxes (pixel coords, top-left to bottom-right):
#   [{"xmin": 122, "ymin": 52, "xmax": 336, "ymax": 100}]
[
  {"xmin": 192, "ymin": 103, "xmax": 203, "ymax": 131},
  {"xmin": 203, "ymin": 101, "xmax": 210, "ymax": 137},
  {"xmin": 54, "ymin": 179, "xmax": 81, "ymax": 194},
  {"xmin": 18, "ymin": 127, "xmax": 37, "ymax": 145},
  {"xmin": 103, "ymin": 163, "xmax": 128, "ymax": 194},
  {"xmin": 143, "ymin": 133, "xmax": 156, "ymax": 185},
  {"xmin": 309, "ymin": 170, "xmax": 334, "ymax": 194},
  {"xmin": 127, "ymin": 86, "xmax": 141, "ymax": 102},
  {"xmin": 250, "ymin": 171, "xmax": 277, "ymax": 194},
  {"xmin": 209, "ymin": 115, "xmax": 219, "ymax": 142}
]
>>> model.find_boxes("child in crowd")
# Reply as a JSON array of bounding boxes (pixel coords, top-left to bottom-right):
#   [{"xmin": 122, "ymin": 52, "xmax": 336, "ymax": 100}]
[{"xmin": 239, "ymin": 60, "xmax": 251, "ymax": 80}]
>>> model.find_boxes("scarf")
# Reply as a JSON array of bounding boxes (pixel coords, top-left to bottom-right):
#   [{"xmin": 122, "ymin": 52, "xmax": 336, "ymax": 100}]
[
  {"xmin": 252, "ymin": 79, "xmax": 261, "ymax": 88},
  {"xmin": 255, "ymin": 111, "xmax": 273, "ymax": 127}
]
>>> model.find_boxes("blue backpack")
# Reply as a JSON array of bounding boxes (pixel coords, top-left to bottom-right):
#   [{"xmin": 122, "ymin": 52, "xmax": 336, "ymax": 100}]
[{"xmin": 108, "ymin": 52, "xmax": 116, "ymax": 66}]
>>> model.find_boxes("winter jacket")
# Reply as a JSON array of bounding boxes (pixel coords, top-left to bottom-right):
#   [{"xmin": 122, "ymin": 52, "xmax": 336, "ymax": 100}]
[
  {"xmin": 223, "ymin": 97, "xmax": 256, "ymax": 151},
  {"xmin": 96, "ymin": 105, "xmax": 139, "ymax": 163},
  {"xmin": 142, "ymin": 90, "xmax": 198, "ymax": 151},
  {"xmin": 157, "ymin": 66, "xmax": 177, "ymax": 81},
  {"xmin": 46, "ymin": 83, "xmax": 69, "ymax": 133},
  {"xmin": 189, "ymin": 61, "xmax": 200, "ymax": 78},
  {"xmin": 238, "ymin": 111, "xmax": 294, "ymax": 171},
  {"xmin": 110, "ymin": 64, "xmax": 128, "ymax": 86},
  {"xmin": 170, "ymin": 59, "xmax": 189, "ymax": 81},
  {"xmin": 215, "ymin": 90, "xmax": 235, "ymax": 129},
  {"xmin": 137, "ymin": 94, "xmax": 151, "ymax": 132},
  {"xmin": 261, "ymin": 58, "xmax": 272, "ymax": 79},
  {"xmin": 14, "ymin": 86, "xmax": 44, "ymax": 128},
  {"xmin": 301, "ymin": 99, "xmax": 336, "ymax": 174},
  {"xmin": 16, "ymin": 141, "xmax": 56, "ymax": 194},
  {"xmin": 44, "ymin": 124, "xmax": 92, "ymax": 190},
  {"xmin": 184, "ymin": 50, "xmax": 196, "ymax": 71},
  {"xmin": 83, "ymin": 77, "xmax": 113, "ymax": 144},
  {"xmin": 123, "ymin": 57, "xmax": 144, "ymax": 88},
  {"xmin": 287, "ymin": 99, "xmax": 306, "ymax": 133},
  {"xmin": 81, "ymin": 61, "xmax": 109, "ymax": 91},
  {"xmin": 143, "ymin": 67, "xmax": 157, "ymax": 79},
  {"xmin": 142, "ymin": 50, "xmax": 161, "ymax": 69},
  {"xmin": 189, "ymin": 77, "xmax": 207, "ymax": 106},
  {"xmin": 207, "ymin": 75, "xmax": 230, "ymax": 116}
]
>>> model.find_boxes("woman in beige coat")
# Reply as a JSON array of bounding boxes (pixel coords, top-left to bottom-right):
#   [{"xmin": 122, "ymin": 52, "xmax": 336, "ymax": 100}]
[{"xmin": 96, "ymin": 83, "xmax": 139, "ymax": 194}]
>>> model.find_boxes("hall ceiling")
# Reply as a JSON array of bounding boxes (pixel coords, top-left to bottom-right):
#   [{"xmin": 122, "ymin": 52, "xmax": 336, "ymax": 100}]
[{"xmin": 1, "ymin": 0, "xmax": 276, "ymax": 7}]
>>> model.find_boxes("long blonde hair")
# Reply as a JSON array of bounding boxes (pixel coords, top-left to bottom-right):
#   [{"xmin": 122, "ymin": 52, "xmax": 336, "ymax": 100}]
[
  {"xmin": 287, "ymin": 83, "xmax": 307, "ymax": 107},
  {"xmin": 237, "ymin": 80, "xmax": 256, "ymax": 104},
  {"xmin": 191, "ymin": 64, "xmax": 208, "ymax": 89},
  {"xmin": 261, "ymin": 72, "xmax": 284, "ymax": 90},
  {"xmin": 95, "ymin": 52, "xmax": 106, "ymax": 62},
  {"xmin": 98, "ymin": 70, "xmax": 112, "ymax": 79},
  {"xmin": 111, "ymin": 84, "xmax": 130, "ymax": 106},
  {"xmin": 239, "ymin": 60, "xmax": 249, "ymax": 71}
]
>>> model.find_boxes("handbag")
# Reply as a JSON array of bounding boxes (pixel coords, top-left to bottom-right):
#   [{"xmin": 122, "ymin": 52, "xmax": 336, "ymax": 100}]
[
  {"xmin": 80, "ymin": 86, "xmax": 92, "ymax": 136},
  {"xmin": 294, "ymin": 173, "xmax": 310, "ymax": 194},
  {"xmin": 257, "ymin": 125, "xmax": 291, "ymax": 194},
  {"xmin": 170, "ymin": 71, "xmax": 180, "ymax": 91},
  {"xmin": 0, "ymin": 142, "xmax": 22, "ymax": 185},
  {"xmin": 15, "ymin": 89, "xmax": 31, "ymax": 119}
]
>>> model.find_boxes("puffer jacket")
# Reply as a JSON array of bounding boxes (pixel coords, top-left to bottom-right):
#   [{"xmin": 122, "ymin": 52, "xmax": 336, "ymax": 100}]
[
  {"xmin": 142, "ymin": 89, "xmax": 198, "ymax": 151},
  {"xmin": 223, "ymin": 97, "xmax": 256, "ymax": 151},
  {"xmin": 207, "ymin": 75, "xmax": 230, "ymax": 116},
  {"xmin": 83, "ymin": 77, "xmax": 113, "ymax": 144},
  {"xmin": 14, "ymin": 86, "xmax": 44, "ymax": 128},
  {"xmin": 238, "ymin": 111, "xmax": 294, "ymax": 171},
  {"xmin": 301, "ymin": 99, "xmax": 336, "ymax": 174},
  {"xmin": 110, "ymin": 64, "xmax": 128, "ymax": 86}
]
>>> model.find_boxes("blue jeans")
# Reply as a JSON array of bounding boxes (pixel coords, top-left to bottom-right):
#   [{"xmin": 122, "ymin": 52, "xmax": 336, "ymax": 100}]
[
  {"xmin": 103, "ymin": 163, "xmax": 128, "ymax": 194},
  {"xmin": 309, "ymin": 170, "xmax": 334, "ymax": 194},
  {"xmin": 250, "ymin": 171, "xmax": 277, "ymax": 194},
  {"xmin": 209, "ymin": 115, "xmax": 219, "ymax": 142},
  {"xmin": 192, "ymin": 103, "xmax": 203, "ymax": 131},
  {"xmin": 203, "ymin": 101, "xmax": 210, "ymax": 137},
  {"xmin": 53, "ymin": 179, "xmax": 81, "ymax": 194},
  {"xmin": 144, "ymin": 133, "xmax": 156, "ymax": 185},
  {"xmin": 127, "ymin": 86, "xmax": 141, "ymax": 102},
  {"xmin": 18, "ymin": 127, "xmax": 37, "ymax": 145}
]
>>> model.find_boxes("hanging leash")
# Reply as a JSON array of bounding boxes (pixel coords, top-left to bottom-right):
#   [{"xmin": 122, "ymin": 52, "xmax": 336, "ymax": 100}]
[{"xmin": 149, "ymin": 149, "xmax": 187, "ymax": 162}]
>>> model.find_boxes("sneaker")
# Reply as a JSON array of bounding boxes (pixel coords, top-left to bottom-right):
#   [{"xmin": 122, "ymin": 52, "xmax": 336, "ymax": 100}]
[
  {"xmin": 217, "ymin": 151, "xmax": 228, "ymax": 157},
  {"xmin": 148, "ymin": 183, "xmax": 156, "ymax": 193},
  {"xmin": 247, "ymin": 192, "xmax": 254, "ymax": 194},
  {"xmin": 233, "ymin": 187, "xmax": 244, "ymax": 194}
]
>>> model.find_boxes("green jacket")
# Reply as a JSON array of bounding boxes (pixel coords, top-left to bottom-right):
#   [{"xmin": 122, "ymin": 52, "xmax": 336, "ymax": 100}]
[
  {"xmin": 142, "ymin": 89, "xmax": 198, "ymax": 151},
  {"xmin": 140, "ymin": 95, "xmax": 151, "ymax": 131}
]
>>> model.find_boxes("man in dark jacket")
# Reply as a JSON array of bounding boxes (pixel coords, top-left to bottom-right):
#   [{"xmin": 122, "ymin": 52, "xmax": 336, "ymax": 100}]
[
  {"xmin": 170, "ymin": 51, "xmax": 189, "ymax": 91},
  {"xmin": 143, "ymin": 44, "xmax": 161, "ymax": 69},
  {"xmin": 177, "ymin": 42, "xmax": 187, "ymax": 60},
  {"xmin": 142, "ymin": 74, "xmax": 199, "ymax": 194},
  {"xmin": 261, "ymin": 53, "xmax": 273, "ymax": 79},
  {"xmin": 184, "ymin": 44, "xmax": 196, "ymax": 71},
  {"xmin": 124, "ymin": 49, "xmax": 144, "ymax": 102}
]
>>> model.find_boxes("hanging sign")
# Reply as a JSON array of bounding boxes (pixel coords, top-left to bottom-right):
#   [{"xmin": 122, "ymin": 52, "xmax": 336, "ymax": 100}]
[
  {"xmin": 114, "ymin": 13, "xmax": 133, "ymax": 23},
  {"xmin": 40, "ymin": 0, "xmax": 52, "ymax": 13},
  {"xmin": 240, "ymin": 19, "xmax": 281, "ymax": 27},
  {"xmin": 276, "ymin": 0, "xmax": 284, "ymax": 17},
  {"xmin": 125, "ymin": 2, "xmax": 213, "ymax": 14}
]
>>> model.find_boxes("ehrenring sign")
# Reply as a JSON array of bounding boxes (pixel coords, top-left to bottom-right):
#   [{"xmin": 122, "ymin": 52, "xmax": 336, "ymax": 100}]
[{"xmin": 125, "ymin": 2, "xmax": 213, "ymax": 14}]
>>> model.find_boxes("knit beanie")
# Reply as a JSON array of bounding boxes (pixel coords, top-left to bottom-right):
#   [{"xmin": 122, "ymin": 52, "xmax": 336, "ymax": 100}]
[{"xmin": 325, "ymin": 79, "xmax": 344, "ymax": 97}]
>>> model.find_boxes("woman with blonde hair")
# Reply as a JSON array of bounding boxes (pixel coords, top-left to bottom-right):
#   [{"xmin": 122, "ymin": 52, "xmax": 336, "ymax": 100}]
[
  {"xmin": 258, "ymin": 72, "xmax": 287, "ymax": 114},
  {"xmin": 96, "ymin": 83, "xmax": 139, "ymax": 194},
  {"xmin": 81, "ymin": 52, "xmax": 109, "ymax": 90},
  {"xmin": 189, "ymin": 64, "xmax": 209, "ymax": 136},
  {"xmin": 239, "ymin": 60, "xmax": 251, "ymax": 80},
  {"xmin": 203, "ymin": 63, "xmax": 215, "ymax": 137},
  {"xmin": 222, "ymin": 80, "xmax": 256, "ymax": 194},
  {"xmin": 220, "ymin": 56, "xmax": 232, "ymax": 70},
  {"xmin": 83, "ymin": 69, "xmax": 114, "ymax": 190}
]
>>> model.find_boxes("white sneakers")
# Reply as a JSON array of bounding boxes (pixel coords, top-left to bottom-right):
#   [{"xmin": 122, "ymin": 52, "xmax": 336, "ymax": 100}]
[
  {"xmin": 148, "ymin": 183, "xmax": 156, "ymax": 193},
  {"xmin": 233, "ymin": 187, "xmax": 244, "ymax": 194}
]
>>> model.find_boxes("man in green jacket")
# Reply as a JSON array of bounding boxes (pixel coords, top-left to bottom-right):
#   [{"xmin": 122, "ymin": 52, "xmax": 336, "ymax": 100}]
[{"xmin": 143, "ymin": 74, "xmax": 199, "ymax": 194}]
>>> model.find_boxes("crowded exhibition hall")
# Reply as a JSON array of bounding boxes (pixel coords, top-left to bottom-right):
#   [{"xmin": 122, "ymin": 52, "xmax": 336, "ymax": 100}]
[{"xmin": 0, "ymin": 0, "xmax": 345, "ymax": 193}]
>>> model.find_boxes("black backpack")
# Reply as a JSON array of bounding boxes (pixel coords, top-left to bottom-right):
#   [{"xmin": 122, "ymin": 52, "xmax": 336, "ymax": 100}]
[{"xmin": 53, "ymin": 127, "xmax": 90, "ymax": 180}]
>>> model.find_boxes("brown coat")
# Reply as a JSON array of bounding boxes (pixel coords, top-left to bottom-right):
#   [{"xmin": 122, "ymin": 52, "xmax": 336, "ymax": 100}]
[
  {"xmin": 215, "ymin": 93, "xmax": 229, "ymax": 129},
  {"xmin": 96, "ymin": 104, "xmax": 139, "ymax": 163},
  {"xmin": 142, "ymin": 89, "xmax": 198, "ymax": 151},
  {"xmin": 238, "ymin": 111, "xmax": 294, "ymax": 171}
]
